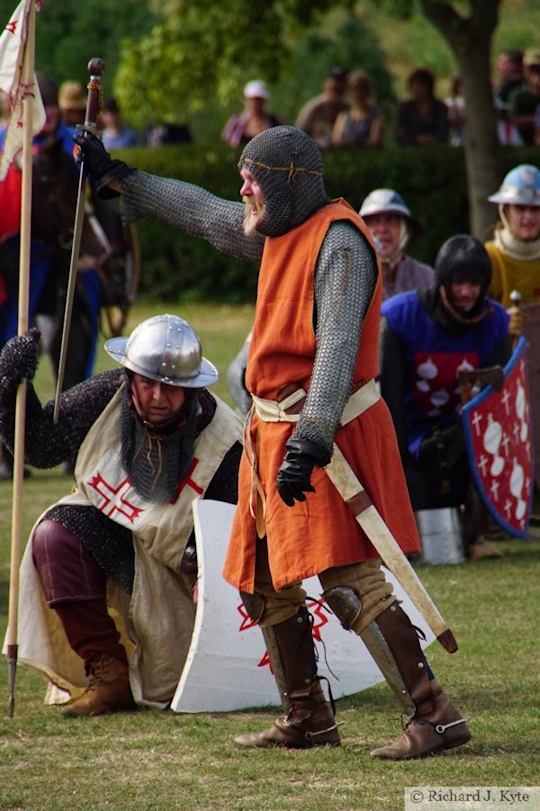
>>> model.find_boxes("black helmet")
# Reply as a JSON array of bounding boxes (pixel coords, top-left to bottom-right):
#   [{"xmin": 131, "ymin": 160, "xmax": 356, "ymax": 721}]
[{"xmin": 434, "ymin": 234, "xmax": 492, "ymax": 299}]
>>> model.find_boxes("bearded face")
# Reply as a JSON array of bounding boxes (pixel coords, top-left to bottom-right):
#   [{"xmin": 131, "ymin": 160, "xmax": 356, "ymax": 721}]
[{"xmin": 242, "ymin": 195, "xmax": 266, "ymax": 236}]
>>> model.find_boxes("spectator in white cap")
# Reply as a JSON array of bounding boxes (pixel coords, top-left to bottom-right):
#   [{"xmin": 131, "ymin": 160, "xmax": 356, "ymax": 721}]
[{"xmin": 221, "ymin": 80, "xmax": 285, "ymax": 148}]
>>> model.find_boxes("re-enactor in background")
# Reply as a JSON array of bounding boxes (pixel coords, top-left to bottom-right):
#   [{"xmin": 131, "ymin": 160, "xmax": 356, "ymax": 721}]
[
  {"xmin": 74, "ymin": 124, "xmax": 471, "ymax": 758},
  {"xmin": 0, "ymin": 315, "xmax": 242, "ymax": 716}
]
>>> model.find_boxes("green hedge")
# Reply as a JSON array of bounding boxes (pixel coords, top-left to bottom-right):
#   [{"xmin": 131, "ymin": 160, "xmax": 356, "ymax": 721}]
[{"xmin": 115, "ymin": 143, "xmax": 539, "ymax": 303}]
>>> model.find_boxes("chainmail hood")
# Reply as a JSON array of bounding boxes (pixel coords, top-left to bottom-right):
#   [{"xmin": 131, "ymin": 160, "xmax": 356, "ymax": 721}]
[{"xmin": 238, "ymin": 125, "xmax": 330, "ymax": 237}]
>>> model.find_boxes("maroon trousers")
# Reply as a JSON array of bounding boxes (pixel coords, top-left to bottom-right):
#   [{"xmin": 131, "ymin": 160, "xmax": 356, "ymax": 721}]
[{"xmin": 32, "ymin": 519, "xmax": 127, "ymax": 666}]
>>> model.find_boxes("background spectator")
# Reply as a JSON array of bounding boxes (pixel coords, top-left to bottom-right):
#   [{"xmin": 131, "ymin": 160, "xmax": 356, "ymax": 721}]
[
  {"xmin": 395, "ymin": 68, "xmax": 449, "ymax": 147},
  {"xmin": 58, "ymin": 80, "xmax": 87, "ymax": 127},
  {"xmin": 295, "ymin": 67, "xmax": 349, "ymax": 149},
  {"xmin": 146, "ymin": 122, "xmax": 193, "ymax": 146},
  {"xmin": 445, "ymin": 76, "xmax": 466, "ymax": 146},
  {"xmin": 509, "ymin": 48, "xmax": 540, "ymax": 145},
  {"xmin": 495, "ymin": 97, "xmax": 524, "ymax": 146},
  {"xmin": 493, "ymin": 48, "xmax": 524, "ymax": 106},
  {"xmin": 331, "ymin": 70, "xmax": 385, "ymax": 148},
  {"xmin": 221, "ymin": 81, "xmax": 284, "ymax": 148},
  {"xmin": 100, "ymin": 97, "xmax": 140, "ymax": 150}
]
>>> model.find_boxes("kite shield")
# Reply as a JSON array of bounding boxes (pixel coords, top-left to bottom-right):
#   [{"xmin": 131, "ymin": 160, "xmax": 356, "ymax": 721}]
[{"xmin": 461, "ymin": 336, "xmax": 533, "ymax": 538}]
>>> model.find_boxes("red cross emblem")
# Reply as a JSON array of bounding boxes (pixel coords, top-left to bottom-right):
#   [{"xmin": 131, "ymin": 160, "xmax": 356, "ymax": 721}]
[
  {"xmin": 88, "ymin": 473, "xmax": 144, "ymax": 523},
  {"xmin": 172, "ymin": 457, "xmax": 204, "ymax": 503},
  {"xmin": 237, "ymin": 598, "xmax": 330, "ymax": 672}
]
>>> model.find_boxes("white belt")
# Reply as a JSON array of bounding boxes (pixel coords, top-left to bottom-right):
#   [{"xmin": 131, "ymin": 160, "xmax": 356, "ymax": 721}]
[{"xmin": 251, "ymin": 378, "xmax": 380, "ymax": 425}]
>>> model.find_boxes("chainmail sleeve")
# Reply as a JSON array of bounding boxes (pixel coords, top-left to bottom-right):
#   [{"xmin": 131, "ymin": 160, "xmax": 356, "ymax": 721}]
[
  {"xmin": 120, "ymin": 171, "xmax": 265, "ymax": 263},
  {"xmin": 294, "ymin": 221, "xmax": 377, "ymax": 454},
  {"xmin": 0, "ymin": 370, "xmax": 121, "ymax": 469}
]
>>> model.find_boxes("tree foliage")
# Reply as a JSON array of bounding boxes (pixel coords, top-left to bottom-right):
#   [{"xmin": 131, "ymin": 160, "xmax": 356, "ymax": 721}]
[{"xmin": 34, "ymin": 0, "xmax": 158, "ymax": 95}]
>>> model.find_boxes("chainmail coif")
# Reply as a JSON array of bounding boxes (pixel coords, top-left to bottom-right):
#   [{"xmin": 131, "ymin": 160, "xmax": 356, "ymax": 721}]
[
  {"xmin": 120, "ymin": 386, "xmax": 200, "ymax": 504},
  {"xmin": 238, "ymin": 125, "xmax": 330, "ymax": 237}
]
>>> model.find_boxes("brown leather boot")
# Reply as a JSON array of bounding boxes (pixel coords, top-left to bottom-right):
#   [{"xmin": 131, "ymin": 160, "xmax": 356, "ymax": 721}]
[
  {"xmin": 363, "ymin": 603, "xmax": 470, "ymax": 760},
  {"xmin": 62, "ymin": 654, "xmax": 136, "ymax": 717},
  {"xmin": 234, "ymin": 607, "xmax": 340, "ymax": 749},
  {"xmin": 235, "ymin": 678, "xmax": 341, "ymax": 749},
  {"xmin": 370, "ymin": 682, "xmax": 471, "ymax": 759}
]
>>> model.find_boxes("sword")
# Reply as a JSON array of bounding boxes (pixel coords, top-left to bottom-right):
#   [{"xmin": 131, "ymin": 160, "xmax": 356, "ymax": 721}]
[
  {"xmin": 325, "ymin": 444, "xmax": 458, "ymax": 654},
  {"xmin": 53, "ymin": 58, "xmax": 105, "ymax": 423}
]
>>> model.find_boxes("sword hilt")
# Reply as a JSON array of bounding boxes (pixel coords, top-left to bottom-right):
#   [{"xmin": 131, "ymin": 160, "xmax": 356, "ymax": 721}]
[{"xmin": 84, "ymin": 58, "xmax": 105, "ymax": 134}]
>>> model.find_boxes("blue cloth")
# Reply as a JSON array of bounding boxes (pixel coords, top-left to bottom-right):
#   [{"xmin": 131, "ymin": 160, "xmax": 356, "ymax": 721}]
[{"xmin": 381, "ymin": 290, "xmax": 510, "ymax": 455}]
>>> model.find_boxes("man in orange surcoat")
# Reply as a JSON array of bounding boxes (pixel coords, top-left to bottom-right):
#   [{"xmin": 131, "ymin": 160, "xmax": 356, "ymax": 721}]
[{"xmin": 75, "ymin": 124, "xmax": 471, "ymax": 759}]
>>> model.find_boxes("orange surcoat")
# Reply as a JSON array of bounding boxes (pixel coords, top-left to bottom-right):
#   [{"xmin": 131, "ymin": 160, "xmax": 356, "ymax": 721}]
[{"xmin": 223, "ymin": 200, "xmax": 420, "ymax": 593}]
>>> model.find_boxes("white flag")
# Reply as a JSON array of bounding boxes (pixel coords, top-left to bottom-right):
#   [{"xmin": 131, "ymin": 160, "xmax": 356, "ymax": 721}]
[{"xmin": 0, "ymin": 0, "xmax": 45, "ymax": 181}]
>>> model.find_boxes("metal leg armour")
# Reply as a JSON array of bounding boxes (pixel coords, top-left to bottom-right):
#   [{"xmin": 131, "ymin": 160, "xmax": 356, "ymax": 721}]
[{"xmin": 234, "ymin": 606, "xmax": 341, "ymax": 749}]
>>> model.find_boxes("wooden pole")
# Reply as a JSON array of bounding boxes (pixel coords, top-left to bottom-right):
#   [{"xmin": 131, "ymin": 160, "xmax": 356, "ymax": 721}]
[{"xmin": 6, "ymin": 0, "xmax": 37, "ymax": 718}]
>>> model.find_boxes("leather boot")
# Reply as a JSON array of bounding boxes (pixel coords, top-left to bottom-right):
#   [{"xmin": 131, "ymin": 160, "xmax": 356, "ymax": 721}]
[
  {"xmin": 234, "ymin": 608, "xmax": 341, "ymax": 749},
  {"xmin": 62, "ymin": 654, "xmax": 136, "ymax": 717},
  {"xmin": 366, "ymin": 603, "xmax": 471, "ymax": 759},
  {"xmin": 370, "ymin": 681, "xmax": 471, "ymax": 759}
]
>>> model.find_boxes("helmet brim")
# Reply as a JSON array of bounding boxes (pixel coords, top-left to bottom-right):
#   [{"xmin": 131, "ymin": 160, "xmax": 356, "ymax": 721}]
[{"xmin": 105, "ymin": 336, "xmax": 219, "ymax": 388}]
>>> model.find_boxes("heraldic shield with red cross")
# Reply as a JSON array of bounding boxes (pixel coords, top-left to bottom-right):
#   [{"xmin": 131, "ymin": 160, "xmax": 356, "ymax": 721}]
[{"xmin": 461, "ymin": 336, "xmax": 533, "ymax": 538}]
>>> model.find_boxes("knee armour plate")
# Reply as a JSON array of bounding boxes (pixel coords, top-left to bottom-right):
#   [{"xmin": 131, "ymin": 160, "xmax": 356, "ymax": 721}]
[
  {"xmin": 322, "ymin": 586, "xmax": 362, "ymax": 630},
  {"xmin": 240, "ymin": 590, "xmax": 266, "ymax": 623}
]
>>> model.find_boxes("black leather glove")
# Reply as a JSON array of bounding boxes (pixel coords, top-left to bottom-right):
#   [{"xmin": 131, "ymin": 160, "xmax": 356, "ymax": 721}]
[
  {"xmin": 73, "ymin": 126, "xmax": 133, "ymax": 199},
  {"xmin": 0, "ymin": 329, "xmax": 41, "ymax": 394},
  {"xmin": 276, "ymin": 437, "xmax": 331, "ymax": 507}
]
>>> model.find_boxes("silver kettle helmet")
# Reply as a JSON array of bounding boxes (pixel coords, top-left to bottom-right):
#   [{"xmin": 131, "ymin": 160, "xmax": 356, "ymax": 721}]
[{"xmin": 105, "ymin": 314, "xmax": 218, "ymax": 388}]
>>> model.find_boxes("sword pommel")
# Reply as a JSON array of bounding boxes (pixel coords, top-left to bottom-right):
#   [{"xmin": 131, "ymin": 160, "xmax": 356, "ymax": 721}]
[{"xmin": 437, "ymin": 628, "xmax": 458, "ymax": 654}]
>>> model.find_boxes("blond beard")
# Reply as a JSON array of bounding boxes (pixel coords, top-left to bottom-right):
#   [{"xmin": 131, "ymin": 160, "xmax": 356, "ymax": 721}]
[{"xmin": 243, "ymin": 197, "xmax": 265, "ymax": 236}]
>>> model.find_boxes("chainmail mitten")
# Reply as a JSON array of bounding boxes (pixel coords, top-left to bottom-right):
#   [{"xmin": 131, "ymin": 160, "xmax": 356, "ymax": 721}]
[
  {"xmin": 0, "ymin": 370, "xmax": 121, "ymax": 468},
  {"xmin": 0, "ymin": 329, "xmax": 41, "ymax": 398},
  {"xmin": 74, "ymin": 127, "xmax": 133, "ymax": 199},
  {"xmin": 121, "ymin": 171, "xmax": 265, "ymax": 262},
  {"xmin": 294, "ymin": 221, "xmax": 378, "ymax": 455}
]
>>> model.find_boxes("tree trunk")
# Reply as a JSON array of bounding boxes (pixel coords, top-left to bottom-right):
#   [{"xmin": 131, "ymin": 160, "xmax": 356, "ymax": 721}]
[{"xmin": 421, "ymin": 0, "xmax": 504, "ymax": 239}]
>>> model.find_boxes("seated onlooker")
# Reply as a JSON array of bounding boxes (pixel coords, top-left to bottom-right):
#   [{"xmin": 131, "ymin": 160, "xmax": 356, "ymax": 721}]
[
  {"xmin": 331, "ymin": 71, "xmax": 385, "ymax": 147},
  {"xmin": 493, "ymin": 48, "xmax": 524, "ymax": 107},
  {"xmin": 395, "ymin": 68, "xmax": 449, "ymax": 147},
  {"xmin": 379, "ymin": 235, "xmax": 512, "ymax": 559},
  {"xmin": 221, "ymin": 81, "xmax": 284, "ymax": 148},
  {"xmin": 100, "ymin": 97, "xmax": 140, "ymax": 150},
  {"xmin": 146, "ymin": 122, "xmax": 193, "ymax": 146},
  {"xmin": 359, "ymin": 188, "xmax": 433, "ymax": 301},
  {"xmin": 509, "ymin": 49, "xmax": 540, "ymax": 145},
  {"xmin": 295, "ymin": 67, "xmax": 349, "ymax": 149},
  {"xmin": 445, "ymin": 76, "xmax": 466, "ymax": 146},
  {"xmin": 495, "ymin": 98, "xmax": 523, "ymax": 146}
]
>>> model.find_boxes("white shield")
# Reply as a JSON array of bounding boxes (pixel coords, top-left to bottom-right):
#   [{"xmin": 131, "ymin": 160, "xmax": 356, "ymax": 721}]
[{"xmin": 171, "ymin": 499, "xmax": 434, "ymax": 713}]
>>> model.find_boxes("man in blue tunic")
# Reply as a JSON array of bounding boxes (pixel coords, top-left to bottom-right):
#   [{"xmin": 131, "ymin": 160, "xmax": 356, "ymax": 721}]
[{"xmin": 379, "ymin": 235, "xmax": 512, "ymax": 558}]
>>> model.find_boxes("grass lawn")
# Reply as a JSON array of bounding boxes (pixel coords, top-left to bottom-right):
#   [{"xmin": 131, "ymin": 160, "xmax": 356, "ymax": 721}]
[{"xmin": 1, "ymin": 301, "xmax": 539, "ymax": 811}]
